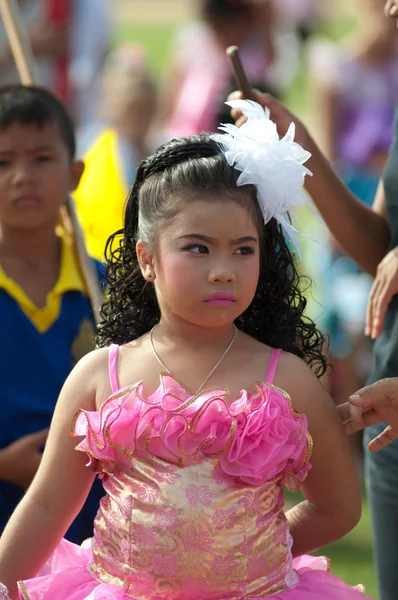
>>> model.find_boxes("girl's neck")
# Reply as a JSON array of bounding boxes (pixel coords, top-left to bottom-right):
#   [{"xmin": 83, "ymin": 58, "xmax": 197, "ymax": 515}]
[
  {"xmin": 155, "ymin": 317, "xmax": 237, "ymax": 347},
  {"xmin": 0, "ymin": 223, "xmax": 60, "ymax": 266}
]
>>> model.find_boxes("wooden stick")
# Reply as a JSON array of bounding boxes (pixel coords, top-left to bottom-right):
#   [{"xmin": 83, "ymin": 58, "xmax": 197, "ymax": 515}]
[
  {"xmin": 226, "ymin": 45, "xmax": 255, "ymax": 100},
  {"xmin": 0, "ymin": 0, "xmax": 102, "ymax": 324},
  {"xmin": 0, "ymin": 0, "xmax": 37, "ymax": 83}
]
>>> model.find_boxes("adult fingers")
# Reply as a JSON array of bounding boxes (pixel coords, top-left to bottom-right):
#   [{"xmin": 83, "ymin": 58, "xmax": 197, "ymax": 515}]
[
  {"xmin": 228, "ymin": 89, "xmax": 278, "ymax": 121},
  {"xmin": 368, "ymin": 425, "xmax": 398, "ymax": 452},
  {"xmin": 388, "ymin": 2, "xmax": 398, "ymax": 17},
  {"xmin": 339, "ymin": 403, "xmax": 366, "ymax": 426},
  {"xmin": 342, "ymin": 418, "xmax": 364, "ymax": 436},
  {"xmin": 372, "ymin": 281, "xmax": 393, "ymax": 339},
  {"xmin": 350, "ymin": 384, "xmax": 378, "ymax": 412},
  {"xmin": 384, "ymin": 0, "xmax": 392, "ymax": 16},
  {"xmin": 235, "ymin": 115, "xmax": 247, "ymax": 128},
  {"xmin": 338, "ymin": 402, "xmax": 351, "ymax": 423},
  {"xmin": 343, "ymin": 409, "xmax": 381, "ymax": 433},
  {"xmin": 365, "ymin": 276, "xmax": 382, "ymax": 336},
  {"xmin": 350, "ymin": 378, "xmax": 398, "ymax": 410}
]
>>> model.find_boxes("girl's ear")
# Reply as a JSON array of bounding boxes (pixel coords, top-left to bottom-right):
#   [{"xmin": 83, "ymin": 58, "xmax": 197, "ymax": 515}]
[{"xmin": 136, "ymin": 240, "xmax": 156, "ymax": 282}]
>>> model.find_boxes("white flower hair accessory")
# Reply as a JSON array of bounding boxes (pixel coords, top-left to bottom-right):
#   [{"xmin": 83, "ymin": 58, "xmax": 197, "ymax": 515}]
[{"xmin": 211, "ymin": 99, "xmax": 318, "ymax": 256}]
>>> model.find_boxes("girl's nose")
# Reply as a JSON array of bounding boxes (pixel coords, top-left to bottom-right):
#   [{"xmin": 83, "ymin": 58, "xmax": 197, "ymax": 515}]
[{"xmin": 209, "ymin": 265, "xmax": 236, "ymax": 284}]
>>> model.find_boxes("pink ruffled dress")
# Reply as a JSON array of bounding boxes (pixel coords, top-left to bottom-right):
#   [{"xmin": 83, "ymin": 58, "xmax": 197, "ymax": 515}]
[{"xmin": 19, "ymin": 346, "xmax": 370, "ymax": 599}]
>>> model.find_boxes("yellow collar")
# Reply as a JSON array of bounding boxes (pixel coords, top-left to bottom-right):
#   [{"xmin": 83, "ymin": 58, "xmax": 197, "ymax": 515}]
[{"xmin": 0, "ymin": 233, "xmax": 88, "ymax": 332}]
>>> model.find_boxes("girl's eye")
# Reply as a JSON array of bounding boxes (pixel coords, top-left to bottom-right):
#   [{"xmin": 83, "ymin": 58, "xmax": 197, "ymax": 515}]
[
  {"xmin": 184, "ymin": 244, "xmax": 209, "ymax": 254},
  {"xmin": 0, "ymin": 160, "xmax": 10, "ymax": 167},
  {"xmin": 37, "ymin": 155, "xmax": 53, "ymax": 163},
  {"xmin": 235, "ymin": 246, "xmax": 255, "ymax": 255}
]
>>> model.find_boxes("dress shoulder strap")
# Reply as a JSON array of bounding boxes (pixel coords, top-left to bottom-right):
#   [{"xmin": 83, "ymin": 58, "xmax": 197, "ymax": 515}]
[
  {"xmin": 108, "ymin": 344, "xmax": 120, "ymax": 393},
  {"xmin": 265, "ymin": 349, "xmax": 281, "ymax": 384}
]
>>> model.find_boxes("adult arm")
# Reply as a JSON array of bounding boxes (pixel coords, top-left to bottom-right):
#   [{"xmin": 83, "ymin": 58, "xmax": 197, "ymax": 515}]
[
  {"xmin": 278, "ymin": 353, "xmax": 361, "ymax": 557},
  {"xmin": 0, "ymin": 348, "xmax": 109, "ymax": 599},
  {"xmin": 230, "ymin": 90, "xmax": 391, "ymax": 275}
]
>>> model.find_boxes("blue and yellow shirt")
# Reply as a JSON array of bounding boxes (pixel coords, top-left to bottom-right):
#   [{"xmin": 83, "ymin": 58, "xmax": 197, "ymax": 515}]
[{"xmin": 0, "ymin": 233, "xmax": 105, "ymax": 543}]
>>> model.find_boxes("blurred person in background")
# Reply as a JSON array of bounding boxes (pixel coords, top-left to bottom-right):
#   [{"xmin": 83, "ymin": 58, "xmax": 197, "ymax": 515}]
[
  {"xmin": 0, "ymin": 0, "xmax": 111, "ymax": 132},
  {"xmin": 158, "ymin": 0, "xmax": 283, "ymax": 140},
  {"xmin": 308, "ymin": 0, "xmax": 398, "ymax": 407},
  {"xmin": 74, "ymin": 45, "xmax": 157, "ymax": 261}
]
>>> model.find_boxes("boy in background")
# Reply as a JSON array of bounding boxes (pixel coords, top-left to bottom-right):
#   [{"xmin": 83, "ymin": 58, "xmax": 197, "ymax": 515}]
[{"xmin": 0, "ymin": 85, "xmax": 103, "ymax": 543}]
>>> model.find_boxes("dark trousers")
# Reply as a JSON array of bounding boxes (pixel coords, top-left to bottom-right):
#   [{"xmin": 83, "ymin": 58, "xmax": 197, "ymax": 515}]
[{"xmin": 364, "ymin": 424, "xmax": 398, "ymax": 600}]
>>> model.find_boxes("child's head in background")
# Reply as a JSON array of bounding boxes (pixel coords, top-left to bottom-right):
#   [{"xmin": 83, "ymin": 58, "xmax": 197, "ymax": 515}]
[
  {"xmin": 98, "ymin": 128, "xmax": 327, "ymax": 378},
  {"xmin": 100, "ymin": 44, "xmax": 157, "ymax": 150},
  {"xmin": 200, "ymin": 0, "xmax": 258, "ymax": 48},
  {"xmin": 0, "ymin": 85, "xmax": 83, "ymax": 234}
]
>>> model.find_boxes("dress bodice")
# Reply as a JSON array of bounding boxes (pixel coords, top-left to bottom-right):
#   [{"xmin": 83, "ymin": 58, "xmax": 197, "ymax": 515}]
[{"xmin": 72, "ymin": 347, "xmax": 312, "ymax": 600}]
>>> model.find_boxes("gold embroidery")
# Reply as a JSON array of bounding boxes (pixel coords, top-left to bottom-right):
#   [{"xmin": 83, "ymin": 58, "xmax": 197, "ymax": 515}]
[
  {"xmin": 17, "ymin": 581, "xmax": 31, "ymax": 600},
  {"xmin": 87, "ymin": 461, "xmax": 297, "ymax": 598},
  {"xmin": 305, "ymin": 431, "xmax": 314, "ymax": 462}
]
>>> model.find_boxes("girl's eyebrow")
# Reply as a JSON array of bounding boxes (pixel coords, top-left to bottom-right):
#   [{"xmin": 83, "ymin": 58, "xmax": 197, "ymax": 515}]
[{"xmin": 177, "ymin": 234, "xmax": 258, "ymax": 244}]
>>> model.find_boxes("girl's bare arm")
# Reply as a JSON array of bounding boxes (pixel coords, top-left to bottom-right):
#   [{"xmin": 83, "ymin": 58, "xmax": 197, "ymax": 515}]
[
  {"xmin": 0, "ymin": 348, "xmax": 109, "ymax": 598},
  {"xmin": 278, "ymin": 353, "xmax": 362, "ymax": 557}
]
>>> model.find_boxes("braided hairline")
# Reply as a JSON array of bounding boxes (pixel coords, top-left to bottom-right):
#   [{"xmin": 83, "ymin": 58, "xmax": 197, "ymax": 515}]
[{"xmin": 139, "ymin": 139, "xmax": 220, "ymax": 181}]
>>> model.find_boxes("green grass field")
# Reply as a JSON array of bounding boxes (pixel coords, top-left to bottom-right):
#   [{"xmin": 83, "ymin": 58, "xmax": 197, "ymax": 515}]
[{"xmin": 115, "ymin": 15, "xmax": 377, "ymax": 598}]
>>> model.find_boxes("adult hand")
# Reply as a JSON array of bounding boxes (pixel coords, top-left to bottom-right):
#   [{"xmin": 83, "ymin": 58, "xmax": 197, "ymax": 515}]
[
  {"xmin": 338, "ymin": 402, "xmax": 380, "ymax": 437},
  {"xmin": 228, "ymin": 89, "xmax": 311, "ymax": 149},
  {"xmin": 385, "ymin": 0, "xmax": 398, "ymax": 25},
  {"xmin": 365, "ymin": 245, "xmax": 398, "ymax": 339},
  {"xmin": 0, "ymin": 428, "xmax": 49, "ymax": 489},
  {"xmin": 339, "ymin": 379, "xmax": 398, "ymax": 451}
]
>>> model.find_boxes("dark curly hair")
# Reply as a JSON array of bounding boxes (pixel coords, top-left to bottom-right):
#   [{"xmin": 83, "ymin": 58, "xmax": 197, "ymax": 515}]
[{"xmin": 97, "ymin": 134, "xmax": 327, "ymax": 377}]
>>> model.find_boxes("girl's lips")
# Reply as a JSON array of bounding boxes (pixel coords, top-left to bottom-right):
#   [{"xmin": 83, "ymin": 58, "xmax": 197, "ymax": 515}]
[
  {"xmin": 205, "ymin": 299, "xmax": 236, "ymax": 306},
  {"xmin": 204, "ymin": 292, "xmax": 236, "ymax": 306}
]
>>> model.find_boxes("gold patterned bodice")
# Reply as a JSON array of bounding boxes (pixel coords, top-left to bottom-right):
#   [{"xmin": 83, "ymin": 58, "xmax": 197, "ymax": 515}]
[{"xmin": 89, "ymin": 455, "xmax": 298, "ymax": 599}]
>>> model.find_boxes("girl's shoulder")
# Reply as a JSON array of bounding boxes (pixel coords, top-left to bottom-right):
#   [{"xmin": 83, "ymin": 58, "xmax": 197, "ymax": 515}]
[
  {"xmin": 236, "ymin": 333, "xmax": 317, "ymax": 398},
  {"xmin": 70, "ymin": 346, "xmax": 115, "ymax": 410},
  {"xmin": 274, "ymin": 351, "xmax": 330, "ymax": 423}
]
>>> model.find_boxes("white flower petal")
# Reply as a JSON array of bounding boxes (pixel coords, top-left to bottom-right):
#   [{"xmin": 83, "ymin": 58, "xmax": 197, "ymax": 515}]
[{"xmin": 210, "ymin": 101, "xmax": 316, "ymax": 255}]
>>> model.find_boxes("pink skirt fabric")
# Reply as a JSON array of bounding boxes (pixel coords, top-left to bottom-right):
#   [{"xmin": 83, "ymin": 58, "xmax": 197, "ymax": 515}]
[{"xmin": 19, "ymin": 539, "xmax": 370, "ymax": 600}]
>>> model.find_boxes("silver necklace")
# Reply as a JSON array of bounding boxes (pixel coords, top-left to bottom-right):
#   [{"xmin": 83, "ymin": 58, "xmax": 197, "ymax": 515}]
[{"xmin": 149, "ymin": 325, "xmax": 238, "ymax": 395}]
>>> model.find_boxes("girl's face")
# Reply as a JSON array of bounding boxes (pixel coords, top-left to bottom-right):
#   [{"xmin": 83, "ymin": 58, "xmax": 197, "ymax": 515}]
[{"xmin": 139, "ymin": 194, "xmax": 261, "ymax": 330}]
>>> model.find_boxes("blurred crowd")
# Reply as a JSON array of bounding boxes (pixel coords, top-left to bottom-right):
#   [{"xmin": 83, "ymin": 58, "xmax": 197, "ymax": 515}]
[{"xmin": 2, "ymin": 0, "xmax": 398, "ymax": 458}]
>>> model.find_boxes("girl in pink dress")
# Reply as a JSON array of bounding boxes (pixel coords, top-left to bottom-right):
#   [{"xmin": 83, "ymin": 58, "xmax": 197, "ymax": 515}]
[{"xmin": 0, "ymin": 101, "xmax": 371, "ymax": 599}]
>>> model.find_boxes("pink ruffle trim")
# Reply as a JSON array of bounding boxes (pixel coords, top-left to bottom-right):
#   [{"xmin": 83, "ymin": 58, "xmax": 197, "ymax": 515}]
[{"xmin": 72, "ymin": 375, "xmax": 311, "ymax": 489}]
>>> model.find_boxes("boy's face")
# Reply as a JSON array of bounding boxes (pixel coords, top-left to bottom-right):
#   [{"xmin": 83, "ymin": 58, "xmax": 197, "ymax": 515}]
[{"xmin": 0, "ymin": 120, "xmax": 83, "ymax": 232}]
